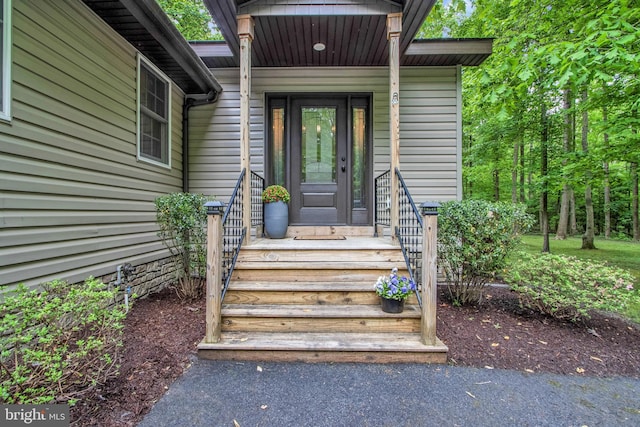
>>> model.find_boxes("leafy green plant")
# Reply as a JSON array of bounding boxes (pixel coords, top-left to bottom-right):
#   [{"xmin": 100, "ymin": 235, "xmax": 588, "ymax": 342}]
[
  {"xmin": 0, "ymin": 278, "xmax": 126, "ymax": 405},
  {"xmin": 438, "ymin": 200, "xmax": 533, "ymax": 306},
  {"xmin": 504, "ymin": 253, "xmax": 637, "ymax": 322},
  {"xmin": 155, "ymin": 192, "xmax": 211, "ymax": 300},
  {"xmin": 261, "ymin": 185, "xmax": 290, "ymax": 203}
]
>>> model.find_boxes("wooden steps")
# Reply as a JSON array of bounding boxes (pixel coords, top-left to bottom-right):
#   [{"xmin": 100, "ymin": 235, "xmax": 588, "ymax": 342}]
[
  {"xmin": 198, "ymin": 332, "xmax": 448, "ymax": 363},
  {"xmin": 197, "ymin": 227, "xmax": 448, "ymax": 363}
]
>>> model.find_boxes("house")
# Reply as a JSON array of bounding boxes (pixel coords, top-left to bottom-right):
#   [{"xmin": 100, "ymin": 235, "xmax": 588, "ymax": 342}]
[
  {"xmin": 1, "ymin": 0, "xmax": 491, "ymax": 362},
  {"xmin": 0, "ymin": 0, "xmax": 221, "ymax": 294}
]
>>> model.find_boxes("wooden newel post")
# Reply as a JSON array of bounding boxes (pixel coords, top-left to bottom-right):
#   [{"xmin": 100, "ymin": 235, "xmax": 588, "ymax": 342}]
[
  {"xmin": 238, "ymin": 15, "xmax": 254, "ymax": 242},
  {"xmin": 420, "ymin": 201, "xmax": 440, "ymax": 345},
  {"xmin": 204, "ymin": 201, "xmax": 225, "ymax": 343},
  {"xmin": 387, "ymin": 12, "xmax": 402, "ymax": 239}
]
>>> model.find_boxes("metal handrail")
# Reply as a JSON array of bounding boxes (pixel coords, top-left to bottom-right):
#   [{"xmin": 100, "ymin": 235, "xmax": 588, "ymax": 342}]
[
  {"xmin": 220, "ymin": 169, "xmax": 265, "ymax": 299},
  {"xmin": 250, "ymin": 171, "xmax": 265, "ymax": 230},
  {"xmin": 395, "ymin": 167, "xmax": 424, "ymax": 307},
  {"xmin": 221, "ymin": 169, "xmax": 247, "ymax": 299},
  {"xmin": 374, "ymin": 169, "xmax": 391, "ymax": 232}
]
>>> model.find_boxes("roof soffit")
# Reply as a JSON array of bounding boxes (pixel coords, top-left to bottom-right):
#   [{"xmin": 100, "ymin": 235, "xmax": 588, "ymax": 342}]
[
  {"xmin": 204, "ymin": 0, "xmax": 440, "ymax": 67},
  {"xmin": 82, "ymin": 0, "xmax": 222, "ymax": 94}
]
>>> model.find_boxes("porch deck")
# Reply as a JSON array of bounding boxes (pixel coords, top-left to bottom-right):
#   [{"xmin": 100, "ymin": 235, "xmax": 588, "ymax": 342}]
[{"xmin": 197, "ymin": 227, "xmax": 448, "ymax": 363}]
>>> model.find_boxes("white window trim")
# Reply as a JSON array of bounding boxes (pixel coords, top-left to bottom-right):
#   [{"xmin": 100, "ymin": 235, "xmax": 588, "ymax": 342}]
[
  {"xmin": 1, "ymin": 0, "xmax": 12, "ymax": 122},
  {"xmin": 136, "ymin": 53, "xmax": 172, "ymax": 169}
]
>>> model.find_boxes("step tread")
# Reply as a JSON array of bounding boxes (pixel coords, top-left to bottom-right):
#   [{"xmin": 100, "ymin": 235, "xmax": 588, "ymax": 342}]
[
  {"xmin": 228, "ymin": 281, "xmax": 378, "ymax": 291},
  {"xmin": 222, "ymin": 303, "xmax": 421, "ymax": 318},
  {"xmin": 233, "ymin": 261, "xmax": 406, "ymax": 270},
  {"xmin": 236, "ymin": 251, "xmax": 405, "ymax": 263},
  {"xmin": 198, "ymin": 332, "xmax": 447, "ymax": 353}
]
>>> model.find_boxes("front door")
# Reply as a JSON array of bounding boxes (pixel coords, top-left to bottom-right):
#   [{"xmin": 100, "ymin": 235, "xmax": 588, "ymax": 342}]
[
  {"xmin": 290, "ymin": 98, "xmax": 347, "ymax": 224},
  {"xmin": 267, "ymin": 94, "xmax": 371, "ymax": 226}
]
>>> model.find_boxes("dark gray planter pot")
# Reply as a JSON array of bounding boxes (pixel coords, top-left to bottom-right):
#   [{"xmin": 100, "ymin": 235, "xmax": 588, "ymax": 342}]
[
  {"xmin": 380, "ymin": 297, "xmax": 405, "ymax": 313},
  {"xmin": 264, "ymin": 201, "xmax": 289, "ymax": 238}
]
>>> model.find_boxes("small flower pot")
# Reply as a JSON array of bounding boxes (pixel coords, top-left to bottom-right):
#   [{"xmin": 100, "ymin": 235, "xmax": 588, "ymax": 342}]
[{"xmin": 380, "ymin": 297, "xmax": 405, "ymax": 313}]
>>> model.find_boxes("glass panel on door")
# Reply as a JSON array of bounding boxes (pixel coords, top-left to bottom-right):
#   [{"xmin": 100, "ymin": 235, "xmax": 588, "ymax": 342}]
[
  {"xmin": 352, "ymin": 106, "xmax": 367, "ymax": 209},
  {"xmin": 270, "ymin": 106, "xmax": 286, "ymax": 186},
  {"xmin": 301, "ymin": 108, "xmax": 336, "ymax": 184}
]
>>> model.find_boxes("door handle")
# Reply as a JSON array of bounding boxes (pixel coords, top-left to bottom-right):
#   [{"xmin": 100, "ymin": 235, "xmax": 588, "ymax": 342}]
[{"xmin": 341, "ymin": 165, "xmax": 346, "ymax": 172}]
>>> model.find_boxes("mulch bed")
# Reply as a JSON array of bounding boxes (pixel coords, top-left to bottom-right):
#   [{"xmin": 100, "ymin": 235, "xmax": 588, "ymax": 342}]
[
  {"xmin": 70, "ymin": 286, "xmax": 640, "ymax": 426},
  {"xmin": 438, "ymin": 286, "xmax": 640, "ymax": 377}
]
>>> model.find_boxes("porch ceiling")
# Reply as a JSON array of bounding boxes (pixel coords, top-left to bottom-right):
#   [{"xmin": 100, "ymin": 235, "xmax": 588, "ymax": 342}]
[
  {"xmin": 82, "ymin": 0, "xmax": 222, "ymax": 95},
  {"xmin": 201, "ymin": 0, "xmax": 491, "ymax": 68}
]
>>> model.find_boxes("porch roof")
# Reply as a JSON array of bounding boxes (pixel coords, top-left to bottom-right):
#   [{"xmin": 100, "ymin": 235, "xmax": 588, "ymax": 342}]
[
  {"xmin": 82, "ymin": 0, "xmax": 222, "ymax": 95},
  {"xmin": 203, "ymin": 0, "xmax": 492, "ymax": 68}
]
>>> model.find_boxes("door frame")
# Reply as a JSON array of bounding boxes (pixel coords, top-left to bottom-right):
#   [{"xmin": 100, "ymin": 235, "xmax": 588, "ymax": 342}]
[{"xmin": 265, "ymin": 93, "xmax": 373, "ymax": 226}]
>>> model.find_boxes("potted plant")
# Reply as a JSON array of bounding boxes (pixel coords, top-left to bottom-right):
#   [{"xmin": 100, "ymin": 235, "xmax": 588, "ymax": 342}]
[
  {"xmin": 262, "ymin": 185, "xmax": 290, "ymax": 239},
  {"xmin": 374, "ymin": 267, "xmax": 417, "ymax": 313}
]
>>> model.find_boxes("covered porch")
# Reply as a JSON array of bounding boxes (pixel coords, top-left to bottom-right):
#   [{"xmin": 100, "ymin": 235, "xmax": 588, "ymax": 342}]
[{"xmin": 193, "ymin": 0, "xmax": 492, "ymax": 362}]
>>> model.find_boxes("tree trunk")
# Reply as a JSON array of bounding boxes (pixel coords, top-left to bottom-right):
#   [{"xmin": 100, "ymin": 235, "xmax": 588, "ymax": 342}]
[
  {"xmin": 556, "ymin": 89, "xmax": 573, "ymax": 240},
  {"xmin": 519, "ymin": 141, "xmax": 526, "ymax": 203},
  {"xmin": 556, "ymin": 187, "xmax": 570, "ymax": 239},
  {"xmin": 603, "ymin": 105, "xmax": 611, "ymax": 239},
  {"xmin": 528, "ymin": 142, "xmax": 534, "ymax": 202},
  {"xmin": 633, "ymin": 162, "xmax": 639, "ymax": 242},
  {"xmin": 581, "ymin": 89, "xmax": 596, "ymax": 249},
  {"xmin": 512, "ymin": 140, "xmax": 519, "ymax": 204},
  {"xmin": 633, "ymin": 110, "xmax": 639, "ymax": 242},
  {"xmin": 569, "ymin": 189, "xmax": 577, "ymax": 235},
  {"xmin": 541, "ymin": 106, "xmax": 550, "ymax": 253},
  {"xmin": 465, "ymin": 134, "xmax": 473, "ymax": 198},
  {"xmin": 493, "ymin": 169, "xmax": 500, "ymax": 202}
]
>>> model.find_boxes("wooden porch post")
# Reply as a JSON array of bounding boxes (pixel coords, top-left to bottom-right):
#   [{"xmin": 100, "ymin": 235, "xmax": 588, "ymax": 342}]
[
  {"xmin": 387, "ymin": 13, "xmax": 402, "ymax": 239},
  {"xmin": 238, "ymin": 15, "xmax": 254, "ymax": 241},
  {"xmin": 420, "ymin": 202, "xmax": 440, "ymax": 345},
  {"xmin": 204, "ymin": 201, "xmax": 224, "ymax": 343}
]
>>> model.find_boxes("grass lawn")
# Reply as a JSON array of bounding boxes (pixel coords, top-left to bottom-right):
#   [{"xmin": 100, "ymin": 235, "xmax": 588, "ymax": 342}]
[
  {"xmin": 518, "ymin": 235, "xmax": 640, "ymax": 281},
  {"xmin": 516, "ymin": 234, "xmax": 640, "ymax": 322}
]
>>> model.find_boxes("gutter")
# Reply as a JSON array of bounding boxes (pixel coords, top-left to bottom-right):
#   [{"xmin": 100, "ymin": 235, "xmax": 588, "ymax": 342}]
[{"xmin": 182, "ymin": 90, "xmax": 220, "ymax": 193}]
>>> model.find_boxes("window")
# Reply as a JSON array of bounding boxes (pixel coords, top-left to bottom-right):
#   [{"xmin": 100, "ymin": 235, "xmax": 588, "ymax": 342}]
[
  {"xmin": 1, "ymin": 0, "xmax": 11, "ymax": 121},
  {"xmin": 269, "ymin": 102, "xmax": 286, "ymax": 186},
  {"xmin": 137, "ymin": 54, "xmax": 171, "ymax": 168}
]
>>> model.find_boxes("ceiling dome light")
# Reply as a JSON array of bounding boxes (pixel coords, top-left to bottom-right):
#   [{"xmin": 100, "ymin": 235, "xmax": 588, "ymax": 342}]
[{"xmin": 313, "ymin": 42, "xmax": 326, "ymax": 52}]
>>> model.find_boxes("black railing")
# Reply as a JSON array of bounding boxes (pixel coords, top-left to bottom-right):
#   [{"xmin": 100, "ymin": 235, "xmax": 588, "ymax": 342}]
[
  {"xmin": 374, "ymin": 169, "xmax": 391, "ymax": 231},
  {"xmin": 395, "ymin": 168, "xmax": 424, "ymax": 307},
  {"xmin": 221, "ymin": 169, "xmax": 247, "ymax": 299},
  {"xmin": 251, "ymin": 171, "xmax": 265, "ymax": 230}
]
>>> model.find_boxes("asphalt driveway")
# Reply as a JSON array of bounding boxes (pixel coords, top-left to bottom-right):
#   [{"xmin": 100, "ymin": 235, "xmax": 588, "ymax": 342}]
[{"xmin": 138, "ymin": 359, "xmax": 640, "ymax": 427}]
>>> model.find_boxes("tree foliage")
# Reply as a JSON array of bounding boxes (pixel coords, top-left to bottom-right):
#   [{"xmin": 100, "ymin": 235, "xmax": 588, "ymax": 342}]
[
  {"xmin": 158, "ymin": 0, "xmax": 223, "ymax": 41},
  {"xmin": 421, "ymin": 0, "xmax": 640, "ymax": 243}
]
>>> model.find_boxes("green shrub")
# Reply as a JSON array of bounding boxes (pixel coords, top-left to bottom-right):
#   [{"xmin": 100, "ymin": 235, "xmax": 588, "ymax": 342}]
[
  {"xmin": 0, "ymin": 278, "xmax": 126, "ymax": 405},
  {"xmin": 438, "ymin": 200, "xmax": 533, "ymax": 306},
  {"xmin": 155, "ymin": 192, "xmax": 212, "ymax": 300},
  {"xmin": 504, "ymin": 253, "xmax": 637, "ymax": 321}
]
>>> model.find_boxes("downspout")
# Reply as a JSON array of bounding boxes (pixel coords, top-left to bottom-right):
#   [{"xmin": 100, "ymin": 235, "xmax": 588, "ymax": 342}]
[{"xmin": 182, "ymin": 90, "xmax": 219, "ymax": 192}]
